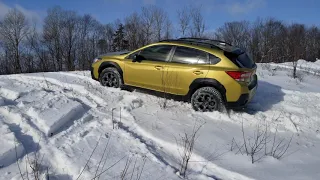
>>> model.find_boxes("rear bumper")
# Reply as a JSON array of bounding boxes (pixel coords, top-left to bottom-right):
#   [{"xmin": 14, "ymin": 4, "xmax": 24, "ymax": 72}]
[
  {"xmin": 227, "ymin": 75, "xmax": 258, "ymax": 108},
  {"xmin": 227, "ymin": 94, "xmax": 250, "ymax": 108}
]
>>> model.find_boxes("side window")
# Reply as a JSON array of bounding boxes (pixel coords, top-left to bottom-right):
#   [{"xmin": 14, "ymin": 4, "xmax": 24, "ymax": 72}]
[
  {"xmin": 209, "ymin": 54, "xmax": 221, "ymax": 64},
  {"xmin": 139, "ymin": 45, "xmax": 173, "ymax": 62},
  {"xmin": 171, "ymin": 46, "xmax": 209, "ymax": 64}
]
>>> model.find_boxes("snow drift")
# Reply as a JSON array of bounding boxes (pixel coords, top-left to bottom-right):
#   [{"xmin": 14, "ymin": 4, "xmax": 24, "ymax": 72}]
[{"xmin": 0, "ymin": 63, "xmax": 320, "ymax": 180}]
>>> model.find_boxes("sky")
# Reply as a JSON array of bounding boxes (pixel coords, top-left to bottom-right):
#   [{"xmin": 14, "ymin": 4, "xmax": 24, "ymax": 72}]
[{"xmin": 0, "ymin": 0, "xmax": 319, "ymax": 31}]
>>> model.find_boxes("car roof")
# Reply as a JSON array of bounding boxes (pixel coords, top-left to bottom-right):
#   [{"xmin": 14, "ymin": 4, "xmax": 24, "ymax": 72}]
[{"xmin": 159, "ymin": 38, "xmax": 242, "ymax": 54}]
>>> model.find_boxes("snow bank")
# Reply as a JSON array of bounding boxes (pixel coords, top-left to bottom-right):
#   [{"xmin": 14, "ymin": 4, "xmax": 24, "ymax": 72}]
[
  {"xmin": 267, "ymin": 59, "xmax": 320, "ymax": 75},
  {"xmin": 0, "ymin": 122, "xmax": 24, "ymax": 167},
  {"xmin": 0, "ymin": 88, "xmax": 20, "ymax": 101},
  {"xmin": 27, "ymin": 97, "xmax": 85, "ymax": 136}
]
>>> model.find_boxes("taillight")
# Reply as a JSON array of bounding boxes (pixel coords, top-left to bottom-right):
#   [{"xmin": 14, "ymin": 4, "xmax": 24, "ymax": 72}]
[{"xmin": 226, "ymin": 71, "xmax": 251, "ymax": 82}]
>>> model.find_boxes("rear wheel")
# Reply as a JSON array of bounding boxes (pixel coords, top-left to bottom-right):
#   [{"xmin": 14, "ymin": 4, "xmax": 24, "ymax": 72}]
[
  {"xmin": 191, "ymin": 87, "xmax": 224, "ymax": 112},
  {"xmin": 99, "ymin": 67, "xmax": 123, "ymax": 88}
]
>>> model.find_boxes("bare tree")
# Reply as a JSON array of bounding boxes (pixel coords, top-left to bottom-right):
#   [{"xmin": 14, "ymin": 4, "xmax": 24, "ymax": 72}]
[
  {"xmin": 287, "ymin": 23, "xmax": 306, "ymax": 78},
  {"xmin": 305, "ymin": 26, "xmax": 320, "ymax": 62},
  {"xmin": 28, "ymin": 25, "xmax": 50, "ymax": 72},
  {"xmin": 141, "ymin": 6, "xmax": 155, "ymax": 44},
  {"xmin": 77, "ymin": 14, "xmax": 94, "ymax": 70},
  {"xmin": 0, "ymin": 8, "xmax": 30, "ymax": 73},
  {"xmin": 102, "ymin": 23, "xmax": 116, "ymax": 52},
  {"xmin": 43, "ymin": 6, "xmax": 64, "ymax": 71},
  {"xmin": 190, "ymin": 6, "xmax": 205, "ymax": 38},
  {"xmin": 177, "ymin": 6, "xmax": 191, "ymax": 37},
  {"xmin": 163, "ymin": 18, "xmax": 173, "ymax": 40},
  {"xmin": 215, "ymin": 21, "xmax": 251, "ymax": 50},
  {"xmin": 152, "ymin": 6, "xmax": 168, "ymax": 41},
  {"xmin": 124, "ymin": 12, "xmax": 144, "ymax": 50},
  {"xmin": 60, "ymin": 10, "xmax": 79, "ymax": 71},
  {"xmin": 1, "ymin": 4, "xmax": 319, "ymax": 76}
]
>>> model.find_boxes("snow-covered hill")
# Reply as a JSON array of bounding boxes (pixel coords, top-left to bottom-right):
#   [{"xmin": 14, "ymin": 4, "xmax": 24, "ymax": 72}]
[{"xmin": 0, "ymin": 64, "xmax": 320, "ymax": 180}]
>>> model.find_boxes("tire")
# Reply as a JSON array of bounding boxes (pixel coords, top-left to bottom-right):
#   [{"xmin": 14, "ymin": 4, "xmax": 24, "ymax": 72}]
[
  {"xmin": 191, "ymin": 87, "xmax": 224, "ymax": 112},
  {"xmin": 99, "ymin": 67, "xmax": 123, "ymax": 88}
]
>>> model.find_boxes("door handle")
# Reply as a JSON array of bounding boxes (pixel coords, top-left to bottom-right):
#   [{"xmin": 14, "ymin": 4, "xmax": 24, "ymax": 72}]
[
  {"xmin": 193, "ymin": 71, "xmax": 203, "ymax": 75},
  {"xmin": 154, "ymin": 66, "xmax": 163, "ymax": 70}
]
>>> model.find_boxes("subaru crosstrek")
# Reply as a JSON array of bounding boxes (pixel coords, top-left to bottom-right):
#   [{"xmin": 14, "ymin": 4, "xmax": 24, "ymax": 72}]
[{"xmin": 91, "ymin": 38, "xmax": 258, "ymax": 112}]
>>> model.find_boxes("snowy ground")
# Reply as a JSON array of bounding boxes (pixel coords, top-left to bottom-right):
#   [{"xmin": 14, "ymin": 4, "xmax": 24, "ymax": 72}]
[
  {"xmin": 267, "ymin": 59, "xmax": 320, "ymax": 76},
  {"xmin": 0, "ymin": 63, "xmax": 320, "ymax": 180}
]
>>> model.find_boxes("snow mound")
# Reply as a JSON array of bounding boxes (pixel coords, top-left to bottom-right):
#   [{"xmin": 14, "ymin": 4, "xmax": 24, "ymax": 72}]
[
  {"xmin": 0, "ymin": 121, "xmax": 24, "ymax": 167},
  {"xmin": 267, "ymin": 59, "xmax": 320, "ymax": 75},
  {"xmin": 27, "ymin": 96, "xmax": 85, "ymax": 136},
  {"xmin": 0, "ymin": 88, "xmax": 20, "ymax": 101}
]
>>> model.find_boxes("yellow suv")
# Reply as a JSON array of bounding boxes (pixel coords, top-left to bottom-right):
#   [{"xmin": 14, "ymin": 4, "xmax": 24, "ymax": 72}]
[{"xmin": 91, "ymin": 38, "xmax": 257, "ymax": 112}]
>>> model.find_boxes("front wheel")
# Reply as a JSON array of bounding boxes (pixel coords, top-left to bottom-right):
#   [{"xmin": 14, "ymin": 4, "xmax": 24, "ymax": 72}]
[
  {"xmin": 191, "ymin": 87, "xmax": 225, "ymax": 112},
  {"xmin": 99, "ymin": 67, "xmax": 123, "ymax": 88}
]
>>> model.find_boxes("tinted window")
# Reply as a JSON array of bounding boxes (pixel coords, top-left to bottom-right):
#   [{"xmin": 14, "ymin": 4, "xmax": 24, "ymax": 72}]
[
  {"xmin": 224, "ymin": 51, "xmax": 255, "ymax": 68},
  {"xmin": 172, "ymin": 47, "xmax": 209, "ymax": 64},
  {"xmin": 209, "ymin": 54, "xmax": 221, "ymax": 64},
  {"xmin": 237, "ymin": 53, "xmax": 255, "ymax": 68},
  {"xmin": 139, "ymin": 45, "xmax": 173, "ymax": 62}
]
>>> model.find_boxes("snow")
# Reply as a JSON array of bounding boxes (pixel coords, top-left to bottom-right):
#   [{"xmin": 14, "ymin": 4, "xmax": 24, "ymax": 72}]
[
  {"xmin": 266, "ymin": 59, "xmax": 320, "ymax": 76},
  {"xmin": 27, "ymin": 96, "xmax": 85, "ymax": 136},
  {"xmin": 0, "ymin": 121, "xmax": 24, "ymax": 167},
  {"xmin": 0, "ymin": 62, "xmax": 320, "ymax": 179}
]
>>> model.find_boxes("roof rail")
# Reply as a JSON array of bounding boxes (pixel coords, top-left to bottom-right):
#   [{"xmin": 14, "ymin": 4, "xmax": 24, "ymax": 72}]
[
  {"xmin": 159, "ymin": 38, "xmax": 238, "ymax": 52},
  {"xmin": 159, "ymin": 39, "xmax": 222, "ymax": 50},
  {"xmin": 178, "ymin": 37, "xmax": 232, "ymax": 46}
]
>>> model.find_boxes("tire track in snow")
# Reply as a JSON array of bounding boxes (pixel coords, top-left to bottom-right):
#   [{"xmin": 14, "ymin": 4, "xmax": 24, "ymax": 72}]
[
  {"xmin": 0, "ymin": 77, "xmax": 96, "ymax": 179},
  {"xmin": 117, "ymin": 111, "xmax": 254, "ymax": 180},
  {"xmin": 2, "ymin": 73, "xmax": 254, "ymax": 179},
  {"xmin": 1, "ymin": 75, "xmax": 179, "ymax": 179},
  {"xmin": 2, "ymin": 73, "xmax": 257, "ymax": 179},
  {"xmin": 40, "ymin": 73, "xmax": 254, "ymax": 179}
]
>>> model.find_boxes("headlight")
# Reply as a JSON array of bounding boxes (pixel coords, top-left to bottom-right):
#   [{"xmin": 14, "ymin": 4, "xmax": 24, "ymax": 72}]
[{"xmin": 93, "ymin": 57, "xmax": 102, "ymax": 63}]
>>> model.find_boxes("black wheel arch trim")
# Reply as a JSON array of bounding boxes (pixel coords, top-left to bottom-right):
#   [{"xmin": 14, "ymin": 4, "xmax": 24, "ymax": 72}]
[
  {"xmin": 98, "ymin": 61, "xmax": 124, "ymax": 82},
  {"xmin": 188, "ymin": 78, "xmax": 226, "ymax": 102}
]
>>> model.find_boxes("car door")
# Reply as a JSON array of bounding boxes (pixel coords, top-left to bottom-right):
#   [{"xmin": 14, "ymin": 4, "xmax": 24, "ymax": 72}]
[
  {"xmin": 123, "ymin": 45, "xmax": 173, "ymax": 91},
  {"xmin": 164, "ymin": 46, "xmax": 210, "ymax": 95}
]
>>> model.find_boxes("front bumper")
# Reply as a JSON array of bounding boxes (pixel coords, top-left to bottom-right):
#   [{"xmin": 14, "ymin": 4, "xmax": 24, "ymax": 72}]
[{"xmin": 91, "ymin": 66, "xmax": 98, "ymax": 81}]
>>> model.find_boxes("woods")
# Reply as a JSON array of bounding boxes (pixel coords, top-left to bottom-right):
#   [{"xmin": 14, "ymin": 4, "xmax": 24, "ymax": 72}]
[{"xmin": 0, "ymin": 5, "xmax": 319, "ymax": 75}]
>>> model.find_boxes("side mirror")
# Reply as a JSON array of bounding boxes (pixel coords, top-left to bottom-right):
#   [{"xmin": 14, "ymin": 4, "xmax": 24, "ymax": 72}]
[{"xmin": 132, "ymin": 54, "xmax": 143, "ymax": 62}]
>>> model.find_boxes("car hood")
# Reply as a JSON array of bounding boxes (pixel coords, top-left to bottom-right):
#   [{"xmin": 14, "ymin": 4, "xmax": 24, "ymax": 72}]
[{"xmin": 98, "ymin": 51, "xmax": 131, "ymax": 58}]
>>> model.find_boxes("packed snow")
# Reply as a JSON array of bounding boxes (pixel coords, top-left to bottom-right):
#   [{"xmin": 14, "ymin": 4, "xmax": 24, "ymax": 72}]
[
  {"xmin": 0, "ymin": 62, "xmax": 320, "ymax": 180},
  {"xmin": 0, "ymin": 121, "xmax": 24, "ymax": 168}
]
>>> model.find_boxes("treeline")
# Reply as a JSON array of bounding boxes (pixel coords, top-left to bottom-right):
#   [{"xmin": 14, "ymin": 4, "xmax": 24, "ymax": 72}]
[
  {"xmin": 0, "ymin": 5, "xmax": 319, "ymax": 75},
  {"xmin": 215, "ymin": 19, "xmax": 320, "ymax": 64}
]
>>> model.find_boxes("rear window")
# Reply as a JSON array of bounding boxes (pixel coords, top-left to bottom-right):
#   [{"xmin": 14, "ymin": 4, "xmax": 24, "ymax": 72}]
[{"xmin": 224, "ymin": 51, "xmax": 255, "ymax": 68}]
